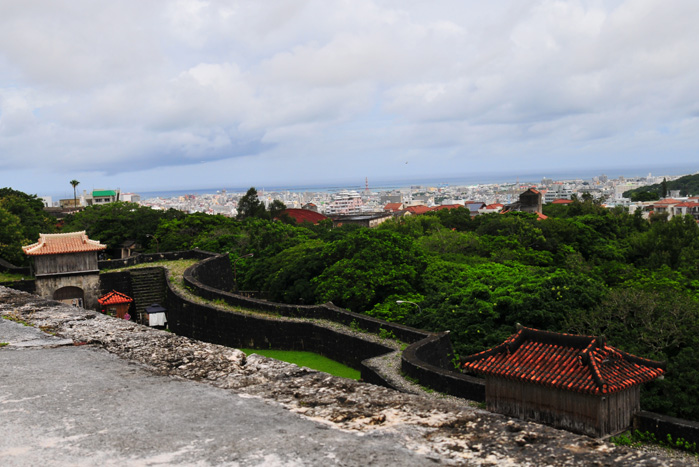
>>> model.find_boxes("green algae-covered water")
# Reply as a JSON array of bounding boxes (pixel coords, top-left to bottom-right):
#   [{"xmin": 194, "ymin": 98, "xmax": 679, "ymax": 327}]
[{"xmin": 240, "ymin": 349, "xmax": 361, "ymax": 380}]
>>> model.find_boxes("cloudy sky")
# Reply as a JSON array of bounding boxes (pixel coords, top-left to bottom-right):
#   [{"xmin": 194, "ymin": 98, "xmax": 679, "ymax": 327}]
[{"xmin": 1, "ymin": 0, "xmax": 698, "ymax": 198}]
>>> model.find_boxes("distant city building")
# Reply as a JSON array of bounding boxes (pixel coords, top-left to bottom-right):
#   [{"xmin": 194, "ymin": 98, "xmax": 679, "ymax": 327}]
[
  {"xmin": 383, "ymin": 202, "xmax": 404, "ymax": 212},
  {"xmin": 120, "ymin": 192, "xmax": 141, "ymax": 203},
  {"xmin": 325, "ymin": 190, "xmax": 363, "ymax": 215},
  {"xmin": 544, "ymin": 185, "xmax": 573, "ymax": 203},
  {"xmin": 505, "ymin": 188, "xmax": 542, "ymax": 214},
  {"xmin": 330, "ymin": 213, "xmax": 392, "ymax": 228},
  {"xmin": 380, "ymin": 193, "xmax": 402, "ymax": 205}
]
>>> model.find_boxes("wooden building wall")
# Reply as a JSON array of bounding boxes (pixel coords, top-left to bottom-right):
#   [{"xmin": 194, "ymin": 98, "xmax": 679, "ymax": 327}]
[
  {"xmin": 485, "ymin": 376, "xmax": 640, "ymax": 437},
  {"xmin": 34, "ymin": 252, "xmax": 99, "ymax": 276}
]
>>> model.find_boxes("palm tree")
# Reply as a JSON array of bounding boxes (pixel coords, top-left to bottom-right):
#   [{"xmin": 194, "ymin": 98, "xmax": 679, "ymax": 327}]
[{"xmin": 70, "ymin": 180, "xmax": 80, "ymax": 207}]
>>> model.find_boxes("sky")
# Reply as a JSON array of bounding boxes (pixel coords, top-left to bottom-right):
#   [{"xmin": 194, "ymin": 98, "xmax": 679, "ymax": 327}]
[{"xmin": 1, "ymin": 0, "xmax": 698, "ymax": 199}]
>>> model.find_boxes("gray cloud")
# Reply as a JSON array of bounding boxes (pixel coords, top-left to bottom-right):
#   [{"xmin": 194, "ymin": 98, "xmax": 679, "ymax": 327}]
[{"xmin": 1, "ymin": 0, "xmax": 698, "ymax": 195}]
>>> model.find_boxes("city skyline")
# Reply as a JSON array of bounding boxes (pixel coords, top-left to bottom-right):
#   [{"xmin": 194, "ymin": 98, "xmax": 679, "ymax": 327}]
[{"xmin": 2, "ymin": 1, "xmax": 699, "ymax": 197}]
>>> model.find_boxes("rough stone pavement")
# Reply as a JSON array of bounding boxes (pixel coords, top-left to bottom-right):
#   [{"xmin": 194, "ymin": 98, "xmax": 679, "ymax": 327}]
[{"xmin": 1, "ymin": 286, "xmax": 696, "ymax": 466}]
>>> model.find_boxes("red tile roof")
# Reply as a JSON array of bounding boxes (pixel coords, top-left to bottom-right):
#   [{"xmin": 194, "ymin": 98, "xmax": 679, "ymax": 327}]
[
  {"xmin": 654, "ymin": 198, "xmax": 681, "ymax": 205},
  {"xmin": 384, "ymin": 202, "xmax": 403, "ymax": 212},
  {"xmin": 22, "ymin": 231, "xmax": 107, "ymax": 256},
  {"xmin": 430, "ymin": 204, "xmax": 464, "ymax": 211},
  {"xmin": 405, "ymin": 205, "xmax": 431, "ymax": 215},
  {"xmin": 98, "ymin": 290, "xmax": 133, "ymax": 305},
  {"xmin": 485, "ymin": 203, "xmax": 504, "ymax": 209},
  {"xmin": 462, "ymin": 327, "xmax": 665, "ymax": 395},
  {"xmin": 279, "ymin": 208, "xmax": 329, "ymax": 225},
  {"xmin": 552, "ymin": 199, "xmax": 573, "ymax": 204}
]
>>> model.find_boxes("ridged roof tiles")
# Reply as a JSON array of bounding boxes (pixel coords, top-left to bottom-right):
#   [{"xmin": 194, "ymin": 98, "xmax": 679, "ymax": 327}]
[
  {"xmin": 98, "ymin": 290, "xmax": 133, "ymax": 305},
  {"xmin": 462, "ymin": 326, "xmax": 665, "ymax": 395},
  {"xmin": 22, "ymin": 231, "xmax": 107, "ymax": 256}
]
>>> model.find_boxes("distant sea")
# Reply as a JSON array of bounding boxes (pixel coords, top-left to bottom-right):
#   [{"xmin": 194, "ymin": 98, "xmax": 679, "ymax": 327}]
[{"xmin": 138, "ymin": 165, "xmax": 697, "ymax": 200}]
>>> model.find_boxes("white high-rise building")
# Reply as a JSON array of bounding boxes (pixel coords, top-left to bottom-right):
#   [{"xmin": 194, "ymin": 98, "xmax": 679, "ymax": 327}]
[{"xmin": 325, "ymin": 190, "xmax": 363, "ymax": 215}]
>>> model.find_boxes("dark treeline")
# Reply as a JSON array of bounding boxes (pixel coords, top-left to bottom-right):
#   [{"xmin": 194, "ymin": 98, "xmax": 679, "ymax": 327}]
[{"xmin": 2, "ymin": 187, "xmax": 699, "ymax": 421}]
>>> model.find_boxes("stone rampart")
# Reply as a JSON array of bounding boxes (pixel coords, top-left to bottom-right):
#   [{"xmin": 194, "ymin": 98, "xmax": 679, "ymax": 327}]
[
  {"xmin": 401, "ymin": 332, "xmax": 486, "ymax": 401},
  {"xmin": 98, "ymin": 249, "xmax": 217, "ymax": 270},
  {"xmin": 165, "ymin": 276, "xmax": 397, "ymax": 386},
  {"xmin": 186, "ymin": 254, "xmax": 430, "ymax": 344},
  {"xmin": 181, "ymin": 253, "xmax": 488, "ymax": 397},
  {"xmin": 634, "ymin": 411, "xmax": 699, "ymax": 448}
]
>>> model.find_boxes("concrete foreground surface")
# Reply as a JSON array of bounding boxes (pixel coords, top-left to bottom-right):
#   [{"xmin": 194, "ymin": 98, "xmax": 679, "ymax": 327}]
[
  {"xmin": 1, "ymin": 286, "xmax": 695, "ymax": 466},
  {"xmin": 0, "ymin": 327, "xmax": 430, "ymax": 466}
]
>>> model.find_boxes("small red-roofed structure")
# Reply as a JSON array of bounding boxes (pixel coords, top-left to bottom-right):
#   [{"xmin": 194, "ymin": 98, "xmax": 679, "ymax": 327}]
[
  {"xmin": 405, "ymin": 205, "xmax": 431, "ymax": 215},
  {"xmin": 551, "ymin": 198, "xmax": 573, "ymax": 204},
  {"xmin": 383, "ymin": 202, "xmax": 404, "ymax": 212},
  {"xmin": 462, "ymin": 326, "xmax": 665, "ymax": 437},
  {"xmin": 98, "ymin": 290, "xmax": 133, "ymax": 319},
  {"xmin": 278, "ymin": 208, "xmax": 329, "ymax": 225}
]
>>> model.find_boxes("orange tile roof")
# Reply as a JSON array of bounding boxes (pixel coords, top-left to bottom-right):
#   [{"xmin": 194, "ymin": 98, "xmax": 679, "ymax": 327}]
[
  {"xmin": 22, "ymin": 231, "xmax": 107, "ymax": 256},
  {"xmin": 462, "ymin": 327, "xmax": 665, "ymax": 395},
  {"xmin": 552, "ymin": 199, "xmax": 573, "ymax": 204},
  {"xmin": 98, "ymin": 290, "xmax": 133, "ymax": 305}
]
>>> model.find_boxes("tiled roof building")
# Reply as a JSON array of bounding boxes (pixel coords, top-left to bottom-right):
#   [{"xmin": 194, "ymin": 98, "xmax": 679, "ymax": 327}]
[
  {"xmin": 98, "ymin": 290, "xmax": 133, "ymax": 320},
  {"xmin": 98, "ymin": 290, "xmax": 133, "ymax": 306},
  {"xmin": 22, "ymin": 231, "xmax": 106, "ymax": 310},
  {"xmin": 22, "ymin": 231, "xmax": 106, "ymax": 256},
  {"xmin": 462, "ymin": 326, "xmax": 665, "ymax": 437}
]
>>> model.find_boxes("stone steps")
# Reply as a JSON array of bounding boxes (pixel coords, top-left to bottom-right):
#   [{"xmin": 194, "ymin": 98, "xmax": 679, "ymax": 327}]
[{"xmin": 129, "ymin": 269, "xmax": 166, "ymax": 321}]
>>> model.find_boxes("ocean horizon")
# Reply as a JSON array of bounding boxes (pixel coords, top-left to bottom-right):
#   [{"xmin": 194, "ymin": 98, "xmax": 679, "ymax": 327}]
[{"xmin": 137, "ymin": 165, "xmax": 697, "ymax": 200}]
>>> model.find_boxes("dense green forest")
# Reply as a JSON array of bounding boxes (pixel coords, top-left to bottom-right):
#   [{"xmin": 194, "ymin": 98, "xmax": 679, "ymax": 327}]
[
  {"xmin": 3, "ymin": 187, "xmax": 699, "ymax": 421},
  {"xmin": 0, "ymin": 188, "xmax": 56, "ymax": 265}
]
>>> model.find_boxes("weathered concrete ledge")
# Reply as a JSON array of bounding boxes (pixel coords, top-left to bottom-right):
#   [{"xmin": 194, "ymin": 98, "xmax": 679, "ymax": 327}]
[{"xmin": 1, "ymin": 286, "xmax": 694, "ymax": 466}]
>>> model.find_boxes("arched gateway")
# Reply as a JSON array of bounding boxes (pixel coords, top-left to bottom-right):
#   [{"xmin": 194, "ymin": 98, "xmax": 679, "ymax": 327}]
[{"xmin": 53, "ymin": 286, "xmax": 85, "ymax": 307}]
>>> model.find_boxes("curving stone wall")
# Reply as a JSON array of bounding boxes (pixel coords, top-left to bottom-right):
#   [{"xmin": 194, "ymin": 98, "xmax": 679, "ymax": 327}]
[
  {"xmin": 98, "ymin": 249, "xmax": 217, "ymax": 270},
  {"xmin": 166, "ymin": 271, "xmax": 400, "ymax": 388},
  {"xmin": 113, "ymin": 249, "xmax": 697, "ymax": 445},
  {"xmin": 402, "ymin": 333, "xmax": 485, "ymax": 401},
  {"xmin": 178, "ymin": 253, "xmax": 487, "ymax": 397}
]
